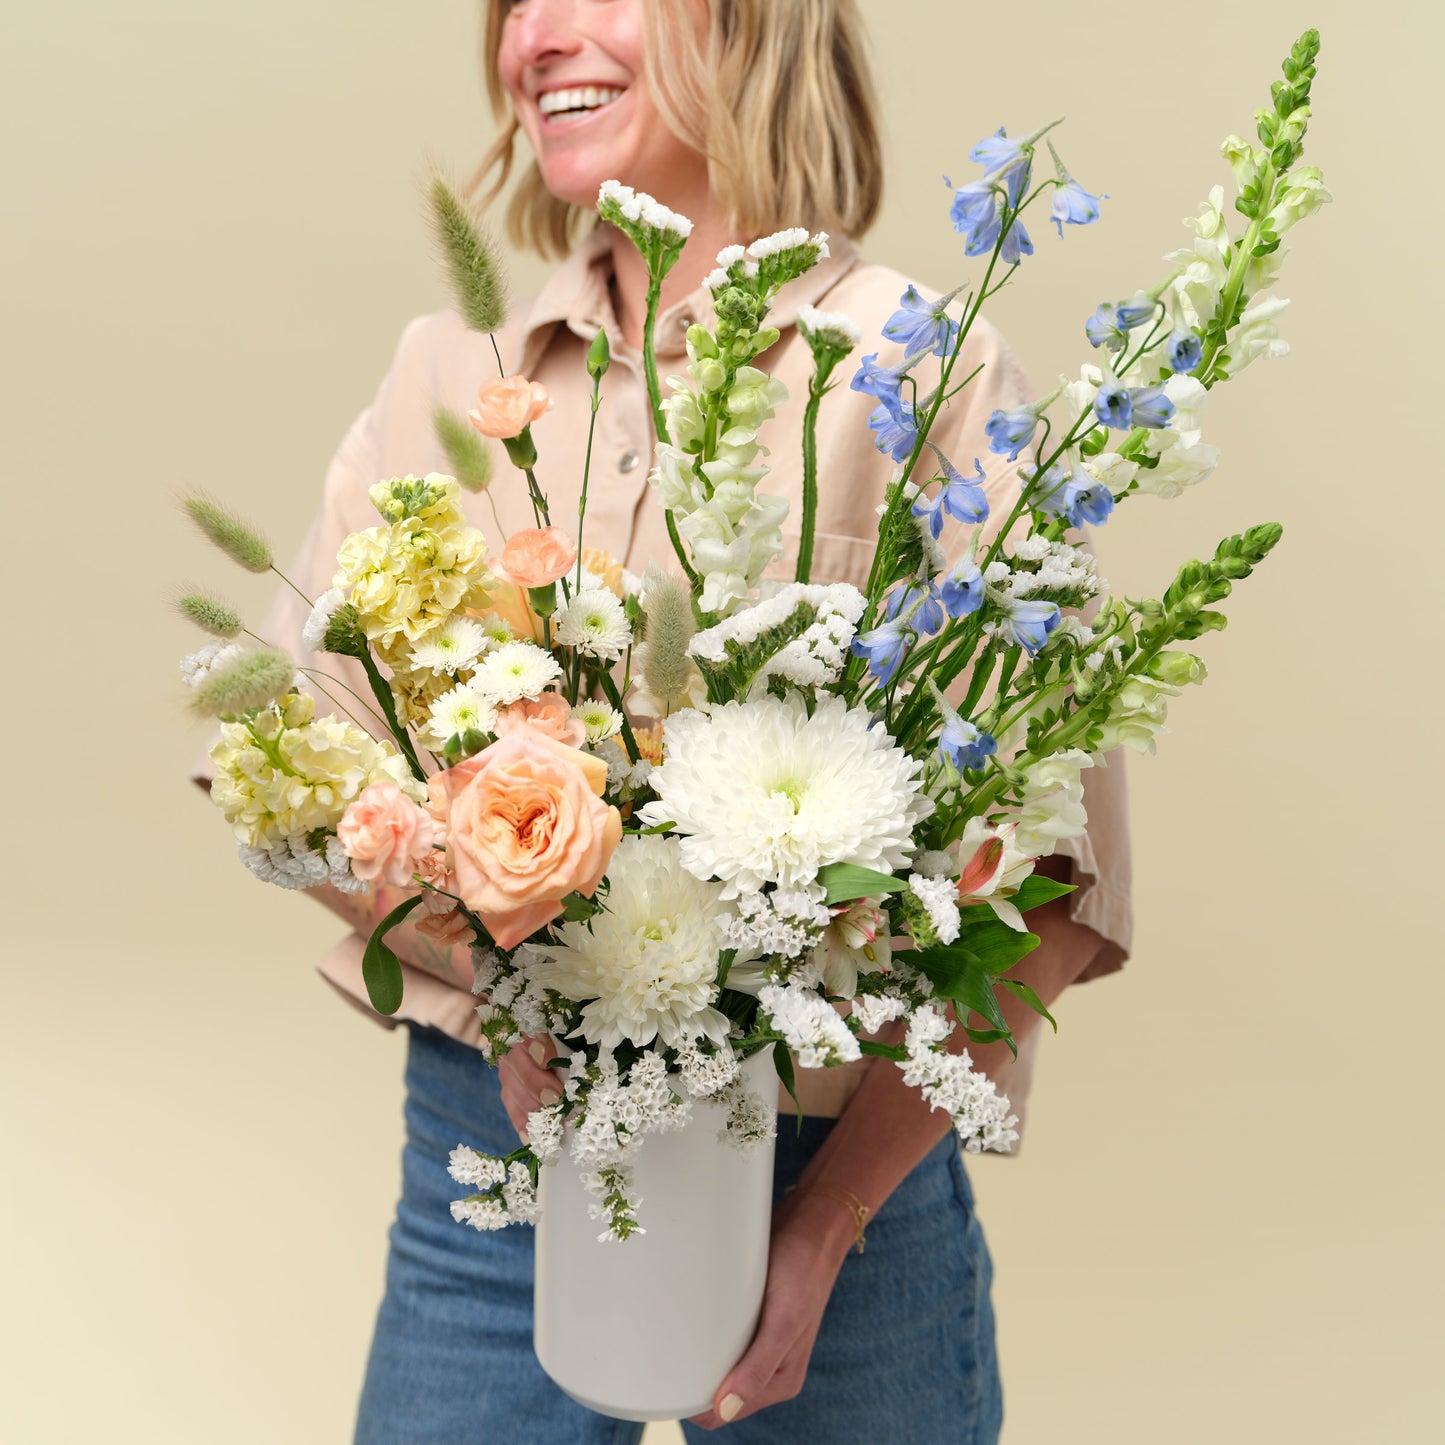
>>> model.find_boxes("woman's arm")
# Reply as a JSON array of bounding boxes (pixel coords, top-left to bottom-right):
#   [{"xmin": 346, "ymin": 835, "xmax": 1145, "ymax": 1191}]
[
  {"xmin": 689, "ymin": 855, "xmax": 1104, "ymax": 1429},
  {"xmin": 310, "ymin": 879, "xmax": 475, "ymax": 987}
]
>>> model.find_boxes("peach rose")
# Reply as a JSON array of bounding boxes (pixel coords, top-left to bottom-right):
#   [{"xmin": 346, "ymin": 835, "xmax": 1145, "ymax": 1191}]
[
  {"xmin": 494, "ymin": 692, "xmax": 587, "ymax": 748},
  {"xmin": 468, "ymin": 375, "xmax": 551, "ymax": 440},
  {"xmin": 439, "ymin": 729, "xmax": 621, "ymax": 949},
  {"xmin": 337, "ymin": 780, "xmax": 436, "ymax": 888},
  {"xmin": 492, "ymin": 526, "xmax": 578, "ymax": 589}
]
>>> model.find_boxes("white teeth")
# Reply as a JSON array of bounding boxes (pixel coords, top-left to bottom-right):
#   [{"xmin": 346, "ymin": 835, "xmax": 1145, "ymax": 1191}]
[{"xmin": 538, "ymin": 86, "xmax": 623, "ymax": 117}]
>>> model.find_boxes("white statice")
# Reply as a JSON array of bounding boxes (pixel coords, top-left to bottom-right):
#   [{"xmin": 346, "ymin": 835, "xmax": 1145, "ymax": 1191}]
[
  {"xmin": 908, "ymin": 873, "xmax": 961, "ymax": 946},
  {"xmin": 899, "ymin": 1005, "xmax": 1018, "ymax": 1154},
  {"xmin": 689, "ymin": 582, "xmax": 868, "ymax": 692},
  {"xmin": 713, "ymin": 1075, "xmax": 777, "ymax": 1151},
  {"xmin": 555, "ymin": 586, "xmax": 632, "ymax": 660},
  {"xmin": 574, "ymin": 699, "xmax": 623, "ymax": 744},
  {"xmin": 525, "ymin": 1105, "xmax": 565, "ymax": 1166},
  {"xmin": 526, "ymin": 834, "xmax": 732, "ymax": 1050},
  {"xmin": 448, "ymin": 1146, "xmax": 506, "ymax": 1190},
  {"xmin": 596, "ymin": 737, "xmax": 654, "ymax": 795},
  {"xmin": 580, "ymin": 1164, "xmax": 642, "ymax": 1243},
  {"xmin": 758, "ymin": 984, "xmax": 861, "ymax": 1068},
  {"xmin": 238, "ymin": 833, "xmax": 367, "ymax": 894},
  {"xmin": 180, "ymin": 639, "xmax": 245, "ymax": 688},
  {"xmin": 853, "ymin": 993, "xmax": 909, "ymax": 1035},
  {"xmin": 675, "ymin": 1037, "xmax": 741, "ymax": 1098},
  {"xmin": 748, "ymin": 227, "xmax": 829, "ymax": 262},
  {"xmin": 425, "ymin": 683, "xmax": 498, "ymax": 750},
  {"xmin": 1011, "ymin": 749, "xmax": 1094, "ymax": 858},
  {"xmin": 301, "ymin": 587, "xmax": 345, "ymax": 653},
  {"xmin": 409, "ymin": 617, "xmax": 488, "ymax": 673},
  {"xmin": 796, "ymin": 303, "xmax": 861, "ymax": 349},
  {"xmin": 719, "ymin": 888, "xmax": 833, "ymax": 961},
  {"xmin": 597, "ymin": 179, "xmax": 692, "ymax": 239},
  {"xmin": 1002, "ymin": 536, "xmax": 1101, "ymax": 607},
  {"xmin": 470, "ymin": 640, "xmax": 562, "ymax": 706},
  {"xmin": 448, "ymin": 1156, "xmax": 540, "ymax": 1232},
  {"xmin": 639, "ymin": 693, "xmax": 931, "ymax": 901}
]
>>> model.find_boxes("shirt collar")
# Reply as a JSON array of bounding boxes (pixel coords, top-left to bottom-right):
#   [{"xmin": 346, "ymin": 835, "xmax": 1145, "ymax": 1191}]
[{"xmin": 513, "ymin": 226, "xmax": 862, "ymax": 375}]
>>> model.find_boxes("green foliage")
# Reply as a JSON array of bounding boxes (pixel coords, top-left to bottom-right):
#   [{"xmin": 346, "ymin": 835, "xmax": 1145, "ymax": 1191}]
[
  {"xmin": 817, "ymin": 862, "xmax": 904, "ymax": 906},
  {"xmin": 362, "ymin": 894, "xmax": 423, "ymax": 1016},
  {"xmin": 433, "ymin": 406, "xmax": 494, "ymax": 493},
  {"xmin": 998, "ymin": 977, "xmax": 1058, "ymax": 1032},
  {"xmin": 911, "ymin": 944, "xmax": 1018, "ymax": 1058},
  {"xmin": 428, "ymin": 175, "xmax": 508, "ymax": 333}
]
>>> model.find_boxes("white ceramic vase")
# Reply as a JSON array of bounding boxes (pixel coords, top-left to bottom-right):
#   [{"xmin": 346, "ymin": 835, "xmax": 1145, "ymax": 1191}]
[{"xmin": 533, "ymin": 1048, "xmax": 778, "ymax": 1422}]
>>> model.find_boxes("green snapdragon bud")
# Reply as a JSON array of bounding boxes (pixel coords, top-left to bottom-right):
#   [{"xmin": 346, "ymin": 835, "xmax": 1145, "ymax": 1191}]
[
  {"xmin": 685, "ymin": 323, "xmax": 718, "ymax": 359},
  {"xmin": 1147, "ymin": 650, "xmax": 1208, "ymax": 687}
]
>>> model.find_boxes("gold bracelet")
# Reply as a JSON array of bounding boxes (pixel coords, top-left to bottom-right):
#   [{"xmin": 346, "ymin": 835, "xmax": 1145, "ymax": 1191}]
[{"xmin": 787, "ymin": 1183, "xmax": 871, "ymax": 1255}]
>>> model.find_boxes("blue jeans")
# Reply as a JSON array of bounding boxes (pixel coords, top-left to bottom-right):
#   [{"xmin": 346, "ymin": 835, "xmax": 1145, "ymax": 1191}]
[{"xmin": 356, "ymin": 1025, "xmax": 1002, "ymax": 1443}]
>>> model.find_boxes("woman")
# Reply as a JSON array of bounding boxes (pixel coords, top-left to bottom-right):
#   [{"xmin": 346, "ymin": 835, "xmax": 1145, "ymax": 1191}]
[{"xmin": 254, "ymin": 1, "xmax": 1133, "ymax": 1438}]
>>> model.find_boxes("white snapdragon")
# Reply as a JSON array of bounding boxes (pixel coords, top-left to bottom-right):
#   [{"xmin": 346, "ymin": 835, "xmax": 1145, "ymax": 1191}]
[
  {"xmin": 758, "ymin": 984, "xmax": 861, "ymax": 1068},
  {"xmin": 1011, "ymin": 749, "xmax": 1094, "ymax": 857}
]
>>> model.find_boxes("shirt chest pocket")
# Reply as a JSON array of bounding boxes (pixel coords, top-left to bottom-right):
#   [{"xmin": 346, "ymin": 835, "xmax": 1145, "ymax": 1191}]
[{"xmin": 771, "ymin": 530, "xmax": 877, "ymax": 591}]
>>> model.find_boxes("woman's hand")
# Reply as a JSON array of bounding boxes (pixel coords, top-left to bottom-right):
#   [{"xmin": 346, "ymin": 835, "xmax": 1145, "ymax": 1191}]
[
  {"xmin": 498, "ymin": 1034, "xmax": 563, "ymax": 1141},
  {"xmin": 687, "ymin": 1190, "xmax": 856, "ymax": 1429}
]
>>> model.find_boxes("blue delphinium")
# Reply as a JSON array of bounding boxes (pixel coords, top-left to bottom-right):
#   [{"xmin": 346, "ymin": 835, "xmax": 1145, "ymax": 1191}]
[
  {"xmin": 1085, "ymin": 302, "xmax": 1127, "ymax": 352},
  {"xmin": 850, "ymin": 351, "xmax": 917, "ymax": 413},
  {"xmin": 867, "ymin": 400, "xmax": 921, "ymax": 463},
  {"xmin": 1093, "ymin": 376, "xmax": 1133, "ymax": 430},
  {"xmin": 1022, "ymin": 460, "xmax": 1071, "ymax": 517},
  {"xmin": 1166, "ymin": 329, "xmax": 1203, "ymax": 374},
  {"xmin": 984, "ymin": 403, "xmax": 1040, "ymax": 460},
  {"xmin": 911, "ymin": 449, "xmax": 989, "ymax": 536},
  {"xmin": 1116, "ymin": 292, "xmax": 1158, "ymax": 330},
  {"xmin": 940, "ymin": 711, "xmax": 998, "ymax": 772},
  {"xmin": 948, "ymin": 178, "xmax": 997, "ymax": 246},
  {"xmin": 970, "ymin": 127, "xmax": 1029, "ymax": 177},
  {"xmin": 883, "ymin": 285, "xmax": 959, "ymax": 359},
  {"xmin": 1129, "ymin": 385, "xmax": 1176, "ymax": 429},
  {"xmin": 941, "ymin": 560, "xmax": 985, "ymax": 618},
  {"xmin": 999, "ymin": 217, "xmax": 1034, "ymax": 266},
  {"xmin": 850, "ymin": 621, "xmax": 910, "ymax": 687},
  {"xmin": 884, "ymin": 580, "xmax": 945, "ymax": 637},
  {"xmin": 1065, "ymin": 477, "xmax": 1115, "ymax": 528},
  {"xmin": 998, "ymin": 597, "xmax": 1062, "ymax": 654},
  {"xmin": 1050, "ymin": 175, "xmax": 1102, "ymax": 235}
]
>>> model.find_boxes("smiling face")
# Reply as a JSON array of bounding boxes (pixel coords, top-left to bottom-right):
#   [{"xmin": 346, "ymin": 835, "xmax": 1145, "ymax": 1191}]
[{"xmin": 497, "ymin": 0, "xmax": 710, "ymax": 214}]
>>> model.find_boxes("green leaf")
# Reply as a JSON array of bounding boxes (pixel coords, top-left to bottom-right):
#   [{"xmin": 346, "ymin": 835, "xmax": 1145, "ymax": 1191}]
[
  {"xmin": 911, "ymin": 945, "xmax": 1017, "ymax": 1057},
  {"xmin": 960, "ymin": 1025, "xmax": 1012, "ymax": 1046},
  {"xmin": 1009, "ymin": 874, "xmax": 1076, "ymax": 913},
  {"xmin": 362, "ymin": 894, "xmax": 423, "ymax": 1016},
  {"xmin": 998, "ymin": 978, "xmax": 1058, "ymax": 1033},
  {"xmin": 817, "ymin": 862, "xmax": 903, "ymax": 905},
  {"xmin": 857, "ymin": 1039, "xmax": 908, "ymax": 1061},
  {"xmin": 955, "ymin": 910, "xmax": 1042, "ymax": 973},
  {"xmin": 773, "ymin": 1042, "xmax": 803, "ymax": 1134},
  {"xmin": 560, "ymin": 892, "xmax": 597, "ymax": 921}
]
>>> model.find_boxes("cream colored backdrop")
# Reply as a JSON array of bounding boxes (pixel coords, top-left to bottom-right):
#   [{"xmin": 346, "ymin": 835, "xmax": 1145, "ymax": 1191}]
[{"xmin": 3, "ymin": 1, "xmax": 1437, "ymax": 1440}]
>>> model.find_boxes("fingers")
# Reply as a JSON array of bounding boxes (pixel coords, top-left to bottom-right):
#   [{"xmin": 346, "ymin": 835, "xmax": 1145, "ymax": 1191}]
[
  {"xmin": 498, "ymin": 1034, "xmax": 563, "ymax": 1141},
  {"xmin": 688, "ymin": 1305, "xmax": 809, "ymax": 1428}
]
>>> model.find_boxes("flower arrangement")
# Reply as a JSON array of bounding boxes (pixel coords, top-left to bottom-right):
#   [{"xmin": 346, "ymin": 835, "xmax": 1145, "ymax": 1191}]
[{"xmin": 179, "ymin": 32, "xmax": 1326, "ymax": 1242}]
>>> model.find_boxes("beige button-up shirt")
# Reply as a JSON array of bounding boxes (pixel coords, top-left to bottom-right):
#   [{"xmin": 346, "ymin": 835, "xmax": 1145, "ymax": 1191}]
[{"xmin": 221, "ymin": 227, "xmax": 1133, "ymax": 1124}]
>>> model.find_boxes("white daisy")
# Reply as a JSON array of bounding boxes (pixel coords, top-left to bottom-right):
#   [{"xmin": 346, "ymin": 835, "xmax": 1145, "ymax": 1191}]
[
  {"xmin": 525, "ymin": 834, "xmax": 731, "ymax": 1050},
  {"xmin": 426, "ymin": 684, "xmax": 498, "ymax": 746},
  {"xmin": 637, "ymin": 693, "xmax": 932, "ymax": 900},
  {"xmin": 574, "ymin": 699, "xmax": 623, "ymax": 744},
  {"xmin": 409, "ymin": 617, "xmax": 487, "ymax": 673},
  {"xmin": 470, "ymin": 641, "xmax": 562, "ymax": 706},
  {"xmin": 555, "ymin": 587, "xmax": 632, "ymax": 660}
]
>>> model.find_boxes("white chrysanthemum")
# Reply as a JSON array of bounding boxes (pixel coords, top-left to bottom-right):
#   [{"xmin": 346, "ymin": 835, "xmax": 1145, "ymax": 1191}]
[
  {"xmin": 555, "ymin": 587, "xmax": 632, "ymax": 660},
  {"xmin": 426, "ymin": 684, "xmax": 498, "ymax": 746},
  {"xmin": 637, "ymin": 694, "xmax": 931, "ymax": 900},
  {"xmin": 526, "ymin": 834, "xmax": 731, "ymax": 1050},
  {"xmin": 470, "ymin": 610, "xmax": 516, "ymax": 648},
  {"xmin": 409, "ymin": 617, "xmax": 487, "ymax": 673},
  {"xmin": 574, "ymin": 699, "xmax": 623, "ymax": 744},
  {"xmin": 301, "ymin": 587, "xmax": 345, "ymax": 653},
  {"xmin": 470, "ymin": 641, "xmax": 562, "ymax": 706}
]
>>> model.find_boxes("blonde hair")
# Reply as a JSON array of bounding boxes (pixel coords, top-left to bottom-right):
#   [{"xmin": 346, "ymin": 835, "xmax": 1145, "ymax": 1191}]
[{"xmin": 469, "ymin": 0, "xmax": 884, "ymax": 259}]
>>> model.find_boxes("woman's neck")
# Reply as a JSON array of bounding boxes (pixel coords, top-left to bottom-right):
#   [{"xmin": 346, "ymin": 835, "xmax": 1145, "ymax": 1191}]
[{"xmin": 607, "ymin": 209, "xmax": 745, "ymax": 352}]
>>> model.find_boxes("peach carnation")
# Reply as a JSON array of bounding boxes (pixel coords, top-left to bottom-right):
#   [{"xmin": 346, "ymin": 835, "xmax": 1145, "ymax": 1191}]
[
  {"xmin": 337, "ymin": 780, "xmax": 436, "ymax": 888},
  {"xmin": 436, "ymin": 729, "xmax": 622, "ymax": 949},
  {"xmin": 492, "ymin": 526, "xmax": 578, "ymax": 589},
  {"xmin": 468, "ymin": 375, "xmax": 551, "ymax": 440},
  {"xmin": 494, "ymin": 692, "xmax": 587, "ymax": 748}
]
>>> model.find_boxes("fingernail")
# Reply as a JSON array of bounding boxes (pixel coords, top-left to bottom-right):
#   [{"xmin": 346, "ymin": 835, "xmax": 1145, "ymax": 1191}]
[
  {"xmin": 528, "ymin": 1040, "xmax": 547, "ymax": 1066},
  {"xmin": 719, "ymin": 1393, "xmax": 743, "ymax": 1423},
  {"xmin": 539, "ymin": 1088, "xmax": 560, "ymax": 1107}
]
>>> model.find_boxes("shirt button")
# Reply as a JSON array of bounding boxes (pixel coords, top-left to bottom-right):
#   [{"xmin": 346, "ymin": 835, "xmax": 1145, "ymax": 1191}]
[
  {"xmin": 619, "ymin": 449, "xmax": 641, "ymax": 473},
  {"xmin": 677, "ymin": 314, "xmax": 693, "ymax": 331}
]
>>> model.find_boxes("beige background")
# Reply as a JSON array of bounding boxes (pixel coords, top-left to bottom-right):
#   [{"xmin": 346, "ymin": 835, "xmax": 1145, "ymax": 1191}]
[{"xmin": 3, "ymin": 0, "xmax": 1438, "ymax": 1440}]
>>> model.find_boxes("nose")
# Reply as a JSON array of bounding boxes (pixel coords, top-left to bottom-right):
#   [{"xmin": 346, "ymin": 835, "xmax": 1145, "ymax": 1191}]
[{"xmin": 507, "ymin": 0, "xmax": 584, "ymax": 70}]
